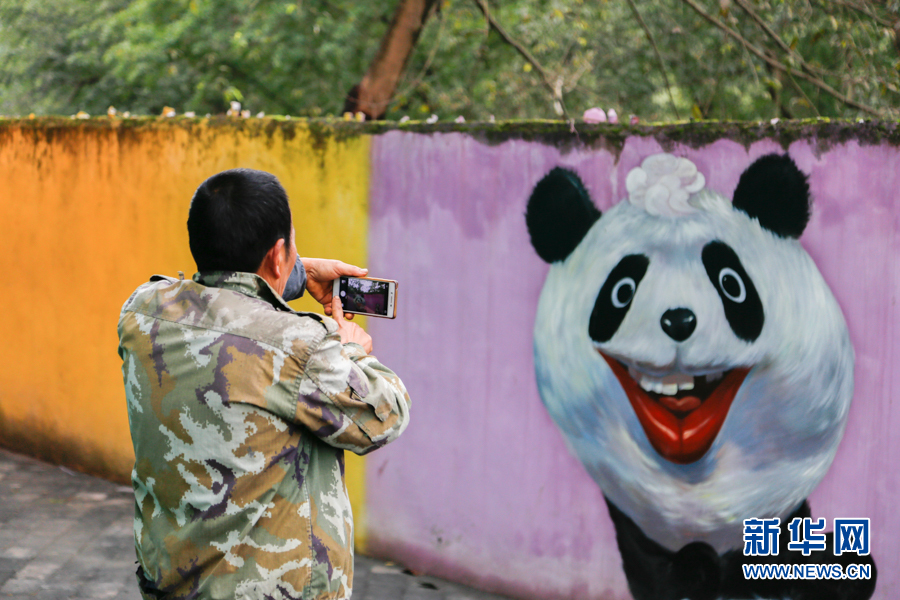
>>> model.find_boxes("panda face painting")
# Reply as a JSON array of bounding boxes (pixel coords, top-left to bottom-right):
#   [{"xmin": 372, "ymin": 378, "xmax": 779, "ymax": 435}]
[
  {"xmin": 592, "ymin": 238, "xmax": 763, "ymax": 465},
  {"xmin": 527, "ymin": 154, "xmax": 867, "ymax": 593}
]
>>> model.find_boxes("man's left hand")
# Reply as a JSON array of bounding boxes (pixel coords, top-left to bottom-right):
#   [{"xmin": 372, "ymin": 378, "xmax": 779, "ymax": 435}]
[{"xmin": 302, "ymin": 258, "xmax": 368, "ymax": 318}]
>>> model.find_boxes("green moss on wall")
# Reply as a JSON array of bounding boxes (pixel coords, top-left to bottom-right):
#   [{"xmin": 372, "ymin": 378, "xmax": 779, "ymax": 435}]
[{"xmin": 2, "ymin": 115, "xmax": 899, "ymax": 154}]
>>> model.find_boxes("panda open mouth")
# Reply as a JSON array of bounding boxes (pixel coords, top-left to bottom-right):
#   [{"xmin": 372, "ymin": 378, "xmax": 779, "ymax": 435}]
[{"xmin": 600, "ymin": 354, "xmax": 750, "ymax": 464}]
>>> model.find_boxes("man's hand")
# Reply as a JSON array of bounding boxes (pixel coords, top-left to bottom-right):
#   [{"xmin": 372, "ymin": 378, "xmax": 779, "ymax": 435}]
[
  {"xmin": 301, "ymin": 258, "xmax": 368, "ymax": 318},
  {"xmin": 332, "ymin": 297, "xmax": 373, "ymax": 354}
]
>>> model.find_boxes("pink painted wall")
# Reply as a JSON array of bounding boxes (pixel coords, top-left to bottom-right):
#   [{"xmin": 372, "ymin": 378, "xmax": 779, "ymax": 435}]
[{"xmin": 363, "ymin": 131, "xmax": 899, "ymax": 599}]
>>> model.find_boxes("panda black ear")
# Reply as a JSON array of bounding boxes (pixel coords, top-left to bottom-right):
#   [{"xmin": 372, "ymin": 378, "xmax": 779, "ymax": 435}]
[
  {"xmin": 732, "ymin": 153, "xmax": 810, "ymax": 239},
  {"xmin": 526, "ymin": 167, "xmax": 601, "ymax": 263}
]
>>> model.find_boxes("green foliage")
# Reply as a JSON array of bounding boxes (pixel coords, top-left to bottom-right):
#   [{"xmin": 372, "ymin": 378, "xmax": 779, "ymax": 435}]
[
  {"xmin": 0, "ymin": 0, "xmax": 387, "ymax": 116},
  {"xmin": 1, "ymin": 0, "xmax": 898, "ymax": 120},
  {"xmin": 95, "ymin": 0, "xmax": 385, "ymax": 115},
  {"xmin": 389, "ymin": 0, "xmax": 900, "ymax": 121},
  {"xmin": 0, "ymin": 0, "xmax": 128, "ymax": 115}
]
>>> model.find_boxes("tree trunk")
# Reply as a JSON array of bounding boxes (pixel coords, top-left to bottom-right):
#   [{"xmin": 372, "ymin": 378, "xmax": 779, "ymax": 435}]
[
  {"xmin": 343, "ymin": 0, "xmax": 440, "ymax": 120},
  {"xmin": 894, "ymin": 19, "xmax": 900, "ymax": 58}
]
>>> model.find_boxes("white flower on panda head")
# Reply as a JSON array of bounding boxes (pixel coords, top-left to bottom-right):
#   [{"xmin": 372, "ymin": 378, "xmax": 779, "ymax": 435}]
[{"xmin": 625, "ymin": 154, "xmax": 706, "ymax": 217}]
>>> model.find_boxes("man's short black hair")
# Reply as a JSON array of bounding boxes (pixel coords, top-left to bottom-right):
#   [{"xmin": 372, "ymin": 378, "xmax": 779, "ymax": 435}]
[{"xmin": 187, "ymin": 168, "xmax": 292, "ymax": 273}]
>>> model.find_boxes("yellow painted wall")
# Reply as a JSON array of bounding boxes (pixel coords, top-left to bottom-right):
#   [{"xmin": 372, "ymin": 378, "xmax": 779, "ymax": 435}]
[{"xmin": 0, "ymin": 117, "xmax": 371, "ymax": 548}]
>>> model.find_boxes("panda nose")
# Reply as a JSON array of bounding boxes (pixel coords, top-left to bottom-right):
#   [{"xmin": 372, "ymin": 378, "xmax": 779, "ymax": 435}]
[{"xmin": 661, "ymin": 308, "xmax": 696, "ymax": 342}]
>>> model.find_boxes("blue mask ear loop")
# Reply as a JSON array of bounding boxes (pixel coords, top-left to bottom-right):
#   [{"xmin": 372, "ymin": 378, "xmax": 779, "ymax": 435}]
[{"xmin": 281, "ymin": 255, "xmax": 306, "ymax": 301}]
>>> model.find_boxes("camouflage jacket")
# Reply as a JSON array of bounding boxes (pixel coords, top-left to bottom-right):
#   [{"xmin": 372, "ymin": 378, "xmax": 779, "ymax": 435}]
[{"xmin": 117, "ymin": 271, "xmax": 411, "ymax": 600}]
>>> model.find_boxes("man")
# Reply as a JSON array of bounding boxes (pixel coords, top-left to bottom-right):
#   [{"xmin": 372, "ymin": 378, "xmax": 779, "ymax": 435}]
[{"xmin": 117, "ymin": 168, "xmax": 410, "ymax": 600}]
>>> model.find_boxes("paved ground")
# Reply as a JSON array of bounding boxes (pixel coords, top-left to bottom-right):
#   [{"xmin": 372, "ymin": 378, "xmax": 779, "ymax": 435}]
[{"xmin": 0, "ymin": 448, "xmax": 513, "ymax": 600}]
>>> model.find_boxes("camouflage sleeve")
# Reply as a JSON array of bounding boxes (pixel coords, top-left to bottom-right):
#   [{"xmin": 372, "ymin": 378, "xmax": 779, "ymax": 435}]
[{"xmin": 294, "ymin": 327, "xmax": 411, "ymax": 454}]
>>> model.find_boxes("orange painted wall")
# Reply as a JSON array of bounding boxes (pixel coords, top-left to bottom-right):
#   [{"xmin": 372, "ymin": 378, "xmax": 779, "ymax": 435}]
[{"xmin": 0, "ymin": 117, "xmax": 371, "ymax": 546}]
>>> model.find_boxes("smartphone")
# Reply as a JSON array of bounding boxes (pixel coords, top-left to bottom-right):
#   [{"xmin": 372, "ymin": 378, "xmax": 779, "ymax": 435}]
[{"xmin": 332, "ymin": 276, "xmax": 398, "ymax": 319}]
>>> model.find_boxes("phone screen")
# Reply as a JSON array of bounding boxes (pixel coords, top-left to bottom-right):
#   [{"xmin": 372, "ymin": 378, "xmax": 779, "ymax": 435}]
[{"xmin": 339, "ymin": 276, "xmax": 391, "ymax": 317}]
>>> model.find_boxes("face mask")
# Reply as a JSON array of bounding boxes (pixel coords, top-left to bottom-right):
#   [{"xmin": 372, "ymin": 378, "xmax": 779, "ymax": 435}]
[{"xmin": 282, "ymin": 255, "xmax": 306, "ymax": 301}]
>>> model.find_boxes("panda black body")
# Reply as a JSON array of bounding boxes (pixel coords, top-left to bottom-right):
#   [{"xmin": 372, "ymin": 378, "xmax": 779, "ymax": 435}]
[{"xmin": 526, "ymin": 154, "xmax": 876, "ymax": 600}]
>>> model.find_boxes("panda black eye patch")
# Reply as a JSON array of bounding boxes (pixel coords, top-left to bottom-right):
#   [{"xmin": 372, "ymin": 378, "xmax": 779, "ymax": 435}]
[
  {"xmin": 589, "ymin": 254, "xmax": 650, "ymax": 343},
  {"xmin": 702, "ymin": 241, "xmax": 764, "ymax": 342}
]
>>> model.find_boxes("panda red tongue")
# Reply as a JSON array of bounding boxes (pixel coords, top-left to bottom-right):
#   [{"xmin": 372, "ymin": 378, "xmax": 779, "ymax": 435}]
[{"xmin": 602, "ymin": 355, "xmax": 750, "ymax": 464}]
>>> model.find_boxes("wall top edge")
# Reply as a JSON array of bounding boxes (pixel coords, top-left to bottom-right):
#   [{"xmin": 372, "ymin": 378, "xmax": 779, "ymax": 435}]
[{"xmin": 2, "ymin": 116, "xmax": 899, "ymax": 151}]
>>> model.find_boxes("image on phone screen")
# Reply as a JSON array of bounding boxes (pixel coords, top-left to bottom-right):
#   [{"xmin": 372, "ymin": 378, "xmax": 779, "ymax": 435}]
[{"xmin": 339, "ymin": 276, "xmax": 390, "ymax": 316}]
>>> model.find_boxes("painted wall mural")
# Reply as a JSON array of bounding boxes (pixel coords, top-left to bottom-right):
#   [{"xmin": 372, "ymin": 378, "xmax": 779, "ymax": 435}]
[
  {"xmin": 3, "ymin": 120, "xmax": 897, "ymax": 600},
  {"xmin": 527, "ymin": 153, "xmax": 873, "ymax": 600},
  {"xmin": 365, "ymin": 130, "xmax": 898, "ymax": 600}
]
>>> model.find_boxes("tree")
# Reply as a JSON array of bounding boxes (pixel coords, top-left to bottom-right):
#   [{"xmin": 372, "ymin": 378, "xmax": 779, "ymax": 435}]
[
  {"xmin": 1, "ymin": 0, "xmax": 898, "ymax": 121},
  {"xmin": 342, "ymin": 0, "xmax": 441, "ymax": 120},
  {"xmin": 0, "ymin": 0, "xmax": 391, "ymax": 117},
  {"xmin": 0, "ymin": 0, "xmax": 129, "ymax": 116},
  {"xmin": 377, "ymin": 0, "xmax": 900, "ymax": 121}
]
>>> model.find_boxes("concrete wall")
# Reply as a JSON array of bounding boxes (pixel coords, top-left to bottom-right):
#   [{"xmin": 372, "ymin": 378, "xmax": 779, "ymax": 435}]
[
  {"xmin": 1, "ymin": 118, "xmax": 897, "ymax": 599},
  {"xmin": 364, "ymin": 129, "xmax": 900, "ymax": 599},
  {"xmin": 0, "ymin": 118, "xmax": 371, "ymax": 546}
]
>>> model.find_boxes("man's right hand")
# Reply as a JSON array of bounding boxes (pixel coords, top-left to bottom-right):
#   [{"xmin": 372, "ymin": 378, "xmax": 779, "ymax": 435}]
[{"xmin": 332, "ymin": 296, "xmax": 373, "ymax": 354}]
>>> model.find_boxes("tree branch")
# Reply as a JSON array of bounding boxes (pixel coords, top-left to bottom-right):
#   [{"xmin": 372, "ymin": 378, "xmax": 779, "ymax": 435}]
[
  {"xmin": 471, "ymin": 0, "xmax": 568, "ymax": 118},
  {"xmin": 823, "ymin": 0, "xmax": 893, "ymax": 27},
  {"xmin": 625, "ymin": 0, "xmax": 680, "ymax": 119},
  {"xmin": 784, "ymin": 67, "xmax": 821, "ymax": 117},
  {"xmin": 733, "ymin": 0, "xmax": 837, "ymax": 79},
  {"xmin": 678, "ymin": 0, "xmax": 884, "ymax": 117},
  {"xmin": 343, "ymin": 0, "xmax": 441, "ymax": 120},
  {"xmin": 390, "ymin": 6, "xmax": 446, "ymax": 107}
]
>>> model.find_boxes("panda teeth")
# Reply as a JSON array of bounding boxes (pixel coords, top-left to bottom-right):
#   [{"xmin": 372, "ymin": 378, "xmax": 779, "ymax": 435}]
[
  {"xmin": 638, "ymin": 376, "xmax": 659, "ymax": 394},
  {"xmin": 629, "ymin": 369, "xmax": 696, "ymax": 395},
  {"xmin": 661, "ymin": 383, "xmax": 679, "ymax": 395}
]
